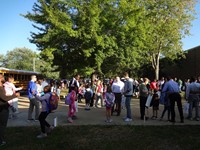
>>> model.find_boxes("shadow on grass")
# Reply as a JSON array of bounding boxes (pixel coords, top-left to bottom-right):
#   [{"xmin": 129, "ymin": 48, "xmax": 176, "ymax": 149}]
[{"xmin": 2, "ymin": 125, "xmax": 200, "ymax": 150}]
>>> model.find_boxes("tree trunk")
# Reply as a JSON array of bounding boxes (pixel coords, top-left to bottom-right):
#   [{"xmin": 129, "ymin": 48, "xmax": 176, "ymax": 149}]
[
  {"xmin": 152, "ymin": 52, "xmax": 160, "ymax": 80},
  {"xmin": 155, "ymin": 61, "xmax": 159, "ymax": 80}
]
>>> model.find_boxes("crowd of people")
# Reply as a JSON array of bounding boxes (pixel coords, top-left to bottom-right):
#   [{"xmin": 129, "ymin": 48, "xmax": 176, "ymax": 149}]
[{"xmin": 1, "ymin": 72, "xmax": 200, "ymax": 145}]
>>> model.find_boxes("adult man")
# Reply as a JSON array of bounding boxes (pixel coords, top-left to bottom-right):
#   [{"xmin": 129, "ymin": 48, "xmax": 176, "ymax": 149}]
[
  {"xmin": 0, "ymin": 74, "xmax": 19, "ymax": 146},
  {"xmin": 139, "ymin": 78, "xmax": 149, "ymax": 120},
  {"xmin": 69, "ymin": 74, "xmax": 80, "ymax": 94},
  {"xmin": 111, "ymin": 76, "xmax": 124, "ymax": 116},
  {"xmin": 123, "ymin": 72, "xmax": 133, "ymax": 122},
  {"xmin": 186, "ymin": 77, "xmax": 200, "ymax": 121},
  {"xmin": 162, "ymin": 77, "xmax": 184, "ymax": 123},
  {"xmin": 27, "ymin": 75, "xmax": 39, "ymax": 121}
]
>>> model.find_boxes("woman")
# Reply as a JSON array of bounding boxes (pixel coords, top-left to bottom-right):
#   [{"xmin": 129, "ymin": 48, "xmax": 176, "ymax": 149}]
[{"xmin": 0, "ymin": 74, "xmax": 19, "ymax": 146}]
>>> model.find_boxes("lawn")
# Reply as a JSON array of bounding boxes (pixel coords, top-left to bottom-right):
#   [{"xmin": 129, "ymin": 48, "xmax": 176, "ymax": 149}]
[{"xmin": 2, "ymin": 125, "xmax": 200, "ymax": 150}]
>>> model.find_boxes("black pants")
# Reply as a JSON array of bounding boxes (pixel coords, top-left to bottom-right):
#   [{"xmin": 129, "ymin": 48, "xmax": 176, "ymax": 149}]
[
  {"xmin": 0, "ymin": 108, "xmax": 9, "ymax": 143},
  {"xmin": 140, "ymin": 96, "xmax": 147, "ymax": 119},
  {"xmin": 90, "ymin": 93, "xmax": 95, "ymax": 107},
  {"xmin": 112, "ymin": 93, "xmax": 122, "ymax": 116},
  {"xmin": 39, "ymin": 111, "xmax": 50, "ymax": 133},
  {"xmin": 169, "ymin": 92, "xmax": 184, "ymax": 122}
]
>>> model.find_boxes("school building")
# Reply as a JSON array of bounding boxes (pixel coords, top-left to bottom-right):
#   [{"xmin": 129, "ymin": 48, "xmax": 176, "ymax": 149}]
[{"xmin": 160, "ymin": 45, "xmax": 200, "ymax": 79}]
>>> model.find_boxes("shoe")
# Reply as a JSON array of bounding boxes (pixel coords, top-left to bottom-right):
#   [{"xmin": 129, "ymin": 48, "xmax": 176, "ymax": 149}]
[
  {"xmin": 109, "ymin": 119, "xmax": 113, "ymax": 123},
  {"xmin": 37, "ymin": 133, "xmax": 47, "ymax": 138},
  {"xmin": 68, "ymin": 117, "xmax": 73, "ymax": 123},
  {"xmin": 0, "ymin": 141, "xmax": 6, "ymax": 146},
  {"xmin": 27, "ymin": 119, "xmax": 34, "ymax": 122},
  {"xmin": 47, "ymin": 126, "xmax": 54, "ymax": 134},
  {"xmin": 124, "ymin": 118, "xmax": 132, "ymax": 122},
  {"xmin": 34, "ymin": 119, "xmax": 39, "ymax": 122},
  {"xmin": 186, "ymin": 117, "xmax": 193, "ymax": 121},
  {"xmin": 72, "ymin": 115, "xmax": 77, "ymax": 120},
  {"xmin": 169, "ymin": 120, "xmax": 176, "ymax": 123}
]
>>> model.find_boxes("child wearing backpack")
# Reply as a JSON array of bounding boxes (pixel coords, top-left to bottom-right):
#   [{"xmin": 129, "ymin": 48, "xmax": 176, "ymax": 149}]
[
  {"xmin": 104, "ymin": 86, "xmax": 115, "ymax": 123},
  {"xmin": 35, "ymin": 85, "xmax": 54, "ymax": 138},
  {"xmin": 84, "ymin": 84, "xmax": 93, "ymax": 110},
  {"xmin": 67, "ymin": 87, "xmax": 77, "ymax": 123}
]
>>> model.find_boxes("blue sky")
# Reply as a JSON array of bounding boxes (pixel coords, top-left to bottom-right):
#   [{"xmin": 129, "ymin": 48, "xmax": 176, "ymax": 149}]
[{"xmin": 0, "ymin": 0, "xmax": 199, "ymax": 55}]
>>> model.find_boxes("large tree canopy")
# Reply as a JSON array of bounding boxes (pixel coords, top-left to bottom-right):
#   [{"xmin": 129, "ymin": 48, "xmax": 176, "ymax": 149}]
[
  {"xmin": 141, "ymin": 0, "xmax": 196, "ymax": 79},
  {"xmin": 23, "ymin": 0, "xmax": 146, "ymax": 78},
  {"xmin": 23, "ymin": 0, "xmax": 196, "ymax": 79}
]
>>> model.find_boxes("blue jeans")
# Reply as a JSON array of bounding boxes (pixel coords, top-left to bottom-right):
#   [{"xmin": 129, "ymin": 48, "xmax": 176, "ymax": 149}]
[
  {"xmin": 125, "ymin": 96, "xmax": 132, "ymax": 119},
  {"xmin": 188, "ymin": 99, "xmax": 199, "ymax": 119}
]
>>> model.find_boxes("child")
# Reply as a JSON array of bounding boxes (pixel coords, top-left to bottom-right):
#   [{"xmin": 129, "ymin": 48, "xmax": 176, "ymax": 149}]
[
  {"xmin": 67, "ymin": 87, "xmax": 77, "ymax": 123},
  {"xmin": 84, "ymin": 84, "xmax": 92, "ymax": 110},
  {"xmin": 35, "ymin": 85, "xmax": 54, "ymax": 138},
  {"xmin": 56, "ymin": 85, "xmax": 61, "ymax": 101},
  {"xmin": 151, "ymin": 90, "xmax": 160, "ymax": 119},
  {"xmin": 4, "ymin": 76, "xmax": 23, "ymax": 118},
  {"xmin": 104, "ymin": 86, "xmax": 115, "ymax": 123}
]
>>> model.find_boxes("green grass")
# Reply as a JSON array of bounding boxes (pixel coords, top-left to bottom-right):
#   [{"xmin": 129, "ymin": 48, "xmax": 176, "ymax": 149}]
[{"xmin": 2, "ymin": 125, "xmax": 200, "ymax": 150}]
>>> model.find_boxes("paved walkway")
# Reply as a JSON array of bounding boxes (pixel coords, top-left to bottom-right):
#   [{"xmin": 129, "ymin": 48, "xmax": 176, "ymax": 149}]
[{"xmin": 7, "ymin": 96, "xmax": 200, "ymax": 127}]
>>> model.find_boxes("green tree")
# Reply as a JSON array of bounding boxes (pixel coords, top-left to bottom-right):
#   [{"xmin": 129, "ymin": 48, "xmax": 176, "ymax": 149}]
[
  {"xmin": 2, "ymin": 47, "xmax": 38, "ymax": 71},
  {"xmin": 23, "ymin": 0, "xmax": 146, "ymax": 78},
  {"xmin": 141, "ymin": 0, "xmax": 196, "ymax": 80}
]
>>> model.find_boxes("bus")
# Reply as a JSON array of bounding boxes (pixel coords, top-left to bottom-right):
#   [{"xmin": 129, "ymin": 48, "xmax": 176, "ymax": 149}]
[{"xmin": 0, "ymin": 67, "xmax": 41, "ymax": 90}]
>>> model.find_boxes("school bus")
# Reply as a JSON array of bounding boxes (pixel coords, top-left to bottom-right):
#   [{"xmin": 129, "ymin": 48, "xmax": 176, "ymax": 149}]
[{"xmin": 0, "ymin": 67, "xmax": 41, "ymax": 90}]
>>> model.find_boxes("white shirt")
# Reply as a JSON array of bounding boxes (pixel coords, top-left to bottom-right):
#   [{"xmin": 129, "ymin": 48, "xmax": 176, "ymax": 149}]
[{"xmin": 111, "ymin": 80, "xmax": 124, "ymax": 93}]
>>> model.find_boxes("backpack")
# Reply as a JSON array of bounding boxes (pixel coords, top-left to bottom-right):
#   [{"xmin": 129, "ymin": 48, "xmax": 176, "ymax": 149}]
[
  {"xmin": 65, "ymin": 90, "xmax": 77, "ymax": 105},
  {"xmin": 47, "ymin": 92, "xmax": 59, "ymax": 112},
  {"xmin": 84, "ymin": 90, "xmax": 92, "ymax": 100},
  {"xmin": 65, "ymin": 92, "xmax": 72, "ymax": 105}
]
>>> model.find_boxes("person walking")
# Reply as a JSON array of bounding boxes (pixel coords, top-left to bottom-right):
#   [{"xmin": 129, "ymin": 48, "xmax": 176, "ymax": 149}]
[
  {"xmin": 162, "ymin": 77, "xmax": 184, "ymax": 123},
  {"xmin": 35, "ymin": 85, "xmax": 54, "ymax": 138},
  {"xmin": 27, "ymin": 75, "xmax": 40, "ymax": 121}
]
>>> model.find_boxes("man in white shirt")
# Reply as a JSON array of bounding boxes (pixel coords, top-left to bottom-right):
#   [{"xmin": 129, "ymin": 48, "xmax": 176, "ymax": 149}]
[{"xmin": 111, "ymin": 76, "xmax": 124, "ymax": 116}]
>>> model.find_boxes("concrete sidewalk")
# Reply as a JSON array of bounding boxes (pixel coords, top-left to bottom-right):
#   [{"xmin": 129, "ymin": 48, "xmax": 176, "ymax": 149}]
[{"xmin": 7, "ymin": 96, "xmax": 200, "ymax": 127}]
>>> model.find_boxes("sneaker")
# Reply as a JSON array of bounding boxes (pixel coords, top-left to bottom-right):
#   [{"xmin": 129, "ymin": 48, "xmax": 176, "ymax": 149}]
[
  {"xmin": 47, "ymin": 126, "xmax": 54, "ymax": 134},
  {"xmin": 68, "ymin": 117, "xmax": 73, "ymax": 123},
  {"xmin": 124, "ymin": 118, "xmax": 132, "ymax": 122},
  {"xmin": 27, "ymin": 119, "xmax": 34, "ymax": 122},
  {"xmin": 186, "ymin": 117, "xmax": 193, "ymax": 121},
  {"xmin": 34, "ymin": 119, "xmax": 39, "ymax": 122},
  {"xmin": 37, "ymin": 133, "xmax": 47, "ymax": 139},
  {"xmin": 0, "ymin": 141, "xmax": 6, "ymax": 146},
  {"xmin": 72, "ymin": 115, "xmax": 77, "ymax": 120}
]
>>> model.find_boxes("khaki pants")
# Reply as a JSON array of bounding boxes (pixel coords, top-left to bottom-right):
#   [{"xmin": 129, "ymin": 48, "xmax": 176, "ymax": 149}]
[{"xmin": 28, "ymin": 98, "xmax": 40, "ymax": 120}]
